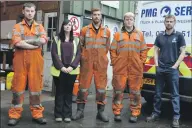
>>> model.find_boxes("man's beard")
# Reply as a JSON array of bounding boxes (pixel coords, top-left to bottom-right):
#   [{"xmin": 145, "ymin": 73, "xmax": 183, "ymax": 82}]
[
  {"xmin": 93, "ymin": 19, "xmax": 100, "ymax": 24},
  {"xmin": 166, "ymin": 26, "xmax": 173, "ymax": 30}
]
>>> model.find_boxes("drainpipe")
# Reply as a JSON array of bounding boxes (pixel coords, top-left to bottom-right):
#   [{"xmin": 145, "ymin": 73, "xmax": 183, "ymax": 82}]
[
  {"xmin": 56, "ymin": 1, "xmax": 60, "ymax": 35},
  {"xmin": 134, "ymin": 1, "xmax": 138, "ymax": 14},
  {"xmin": 2, "ymin": 1, "xmax": 7, "ymax": 14},
  {"xmin": 35, "ymin": 1, "xmax": 38, "ymax": 21}
]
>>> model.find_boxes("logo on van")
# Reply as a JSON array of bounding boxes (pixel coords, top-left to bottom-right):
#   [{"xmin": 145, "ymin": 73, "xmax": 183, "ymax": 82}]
[{"xmin": 160, "ymin": 6, "xmax": 171, "ymax": 17}]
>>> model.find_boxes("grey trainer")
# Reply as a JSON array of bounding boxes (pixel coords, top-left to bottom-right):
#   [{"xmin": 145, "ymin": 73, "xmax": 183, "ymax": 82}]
[
  {"xmin": 55, "ymin": 118, "xmax": 62, "ymax": 122},
  {"xmin": 64, "ymin": 118, "xmax": 71, "ymax": 123},
  {"xmin": 172, "ymin": 119, "xmax": 180, "ymax": 128}
]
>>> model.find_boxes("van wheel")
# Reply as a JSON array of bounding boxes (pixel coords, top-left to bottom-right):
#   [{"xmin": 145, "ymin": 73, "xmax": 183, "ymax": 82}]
[{"xmin": 144, "ymin": 96, "xmax": 154, "ymax": 104}]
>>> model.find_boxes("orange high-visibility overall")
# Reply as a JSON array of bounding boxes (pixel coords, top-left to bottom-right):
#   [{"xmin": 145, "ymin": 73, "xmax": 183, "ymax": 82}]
[
  {"xmin": 110, "ymin": 28, "xmax": 148, "ymax": 116},
  {"xmin": 8, "ymin": 19, "xmax": 47, "ymax": 119},
  {"xmin": 76, "ymin": 24, "xmax": 111, "ymax": 105}
]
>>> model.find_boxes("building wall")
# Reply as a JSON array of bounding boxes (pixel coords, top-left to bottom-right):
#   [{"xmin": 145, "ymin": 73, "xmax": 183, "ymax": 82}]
[
  {"xmin": 63, "ymin": 1, "xmax": 136, "ymax": 20},
  {"xmin": 1, "ymin": 1, "xmax": 58, "ymax": 22}
]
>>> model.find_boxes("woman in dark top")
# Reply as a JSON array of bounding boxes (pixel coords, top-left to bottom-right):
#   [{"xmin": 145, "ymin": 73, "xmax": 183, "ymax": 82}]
[{"xmin": 51, "ymin": 19, "xmax": 80, "ymax": 123}]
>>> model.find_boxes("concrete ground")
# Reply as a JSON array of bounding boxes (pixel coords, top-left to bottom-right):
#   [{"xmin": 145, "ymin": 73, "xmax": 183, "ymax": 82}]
[{"xmin": 1, "ymin": 90, "xmax": 192, "ymax": 128}]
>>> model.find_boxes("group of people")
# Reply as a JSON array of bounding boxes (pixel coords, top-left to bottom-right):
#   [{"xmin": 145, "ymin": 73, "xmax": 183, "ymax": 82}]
[{"xmin": 8, "ymin": 2, "xmax": 186, "ymax": 128}]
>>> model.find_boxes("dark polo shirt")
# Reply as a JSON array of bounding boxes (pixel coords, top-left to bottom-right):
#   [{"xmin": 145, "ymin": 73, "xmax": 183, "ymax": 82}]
[{"xmin": 154, "ymin": 30, "xmax": 186, "ymax": 68}]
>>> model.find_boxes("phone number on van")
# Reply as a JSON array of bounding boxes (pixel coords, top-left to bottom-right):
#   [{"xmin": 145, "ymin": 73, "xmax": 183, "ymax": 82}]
[{"xmin": 142, "ymin": 31, "xmax": 192, "ymax": 37}]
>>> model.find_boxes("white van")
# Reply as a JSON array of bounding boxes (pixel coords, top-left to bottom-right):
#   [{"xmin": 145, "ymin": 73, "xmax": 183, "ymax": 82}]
[{"xmin": 136, "ymin": 1, "xmax": 192, "ymax": 103}]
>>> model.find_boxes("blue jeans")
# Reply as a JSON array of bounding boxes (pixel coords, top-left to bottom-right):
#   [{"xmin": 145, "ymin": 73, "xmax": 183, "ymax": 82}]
[{"xmin": 152, "ymin": 66, "xmax": 180, "ymax": 119}]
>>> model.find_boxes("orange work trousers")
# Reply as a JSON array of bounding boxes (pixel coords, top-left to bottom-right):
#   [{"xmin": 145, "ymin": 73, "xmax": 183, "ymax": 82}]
[
  {"xmin": 8, "ymin": 48, "xmax": 44, "ymax": 119},
  {"xmin": 76, "ymin": 58, "xmax": 108, "ymax": 105},
  {"xmin": 112, "ymin": 73, "xmax": 143, "ymax": 117}
]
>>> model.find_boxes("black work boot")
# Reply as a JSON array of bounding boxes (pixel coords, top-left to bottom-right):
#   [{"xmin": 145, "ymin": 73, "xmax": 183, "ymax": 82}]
[
  {"xmin": 129, "ymin": 115, "xmax": 138, "ymax": 123},
  {"xmin": 96, "ymin": 104, "xmax": 109, "ymax": 122},
  {"xmin": 146, "ymin": 114, "xmax": 160, "ymax": 122},
  {"xmin": 8, "ymin": 118, "xmax": 20, "ymax": 126},
  {"xmin": 114, "ymin": 115, "xmax": 122, "ymax": 122},
  {"xmin": 71, "ymin": 103, "xmax": 85, "ymax": 120},
  {"xmin": 172, "ymin": 119, "xmax": 180, "ymax": 128},
  {"xmin": 32, "ymin": 117, "xmax": 47, "ymax": 125}
]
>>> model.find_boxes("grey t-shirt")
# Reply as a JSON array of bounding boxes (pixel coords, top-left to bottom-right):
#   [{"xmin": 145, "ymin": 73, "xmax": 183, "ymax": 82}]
[{"xmin": 154, "ymin": 30, "xmax": 186, "ymax": 68}]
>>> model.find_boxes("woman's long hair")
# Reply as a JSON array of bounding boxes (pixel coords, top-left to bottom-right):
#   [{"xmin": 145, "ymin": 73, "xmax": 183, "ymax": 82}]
[{"xmin": 59, "ymin": 19, "xmax": 74, "ymax": 42}]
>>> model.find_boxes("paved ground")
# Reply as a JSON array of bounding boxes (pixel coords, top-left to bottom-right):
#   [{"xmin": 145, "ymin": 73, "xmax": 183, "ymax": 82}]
[{"xmin": 1, "ymin": 90, "xmax": 192, "ymax": 128}]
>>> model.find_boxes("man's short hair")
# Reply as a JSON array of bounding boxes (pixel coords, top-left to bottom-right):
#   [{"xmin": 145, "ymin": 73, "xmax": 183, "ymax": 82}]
[
  {"xmin": 23, "ymin": 3, "xmax": 36, "ymax": 10},
  {"xmin": 164, "ymin": 14, "xmax": 176, "ymax": 21},
  {"xmin": 91, "ymin": 8, "xmax": 101, "ymax": 14},
  {"xmin": 124, "ymin": 12, "xmax": 135, "ymax": 20}
]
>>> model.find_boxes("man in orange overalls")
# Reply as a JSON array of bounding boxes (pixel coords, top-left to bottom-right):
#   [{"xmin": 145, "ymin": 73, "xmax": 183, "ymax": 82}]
[
  {"xmin": 72, "ymin": 8, "xmax": 111, "ymax": 122},
  {"xmin": 110, "ymin": 12, "xmax": 148, "ymax": 123},
  {"xmin": 8, "ymin": 3, "xmax": 48, "ymax": 126}
]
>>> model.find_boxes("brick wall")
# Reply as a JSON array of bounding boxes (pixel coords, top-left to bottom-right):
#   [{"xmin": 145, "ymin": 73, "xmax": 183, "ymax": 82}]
[{"xmin": 1, "ymin": 1, "xmax": 59, "ymax": 21}]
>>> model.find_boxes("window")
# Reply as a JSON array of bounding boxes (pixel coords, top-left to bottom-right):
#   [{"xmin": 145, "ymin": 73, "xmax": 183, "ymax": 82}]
[{"xmin": 44, "ymin": 12, "xmax": 57, "ymax": 52}]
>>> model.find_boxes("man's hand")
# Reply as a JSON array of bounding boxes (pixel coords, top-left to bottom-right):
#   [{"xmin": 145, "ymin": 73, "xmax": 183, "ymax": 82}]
[
  {"xmin": 155, "ymin": 65, "xmax": 159, "ymax": 70},
  {"xmin": 171, "ymin": 46, "xmax": 186, "ymax": 69},
  {"xmin": 32, "ymin": 45, "xmax": 39, "ymax": 49},
  {"xmin": 66, "ymin": 66, "xmax": 73, "ymax": 73},
  {"xmin": 25, "ymin": 38, "xmax": 39, "ymax": 46},
  {"xmin": 171, "ymin": 65, "xmax": 178, "ymax": 69},
  {"xmin": 25, "ymin": 38, "xmax": 45, "ymax": 46},
  {"xmin": 61, "ymin": 67, "xmax": 68, "ymax": 73},
  {"xmin": 15, "ymin": 40, "xmax": 39, "ymax": 49}
]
